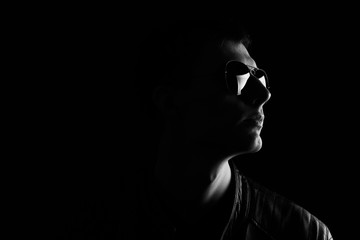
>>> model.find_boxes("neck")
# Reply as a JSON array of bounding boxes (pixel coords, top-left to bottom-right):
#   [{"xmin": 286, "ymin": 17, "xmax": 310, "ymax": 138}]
[{"xmin": 153, "ymin": 133, "xmax": 233, "ymax": 223}]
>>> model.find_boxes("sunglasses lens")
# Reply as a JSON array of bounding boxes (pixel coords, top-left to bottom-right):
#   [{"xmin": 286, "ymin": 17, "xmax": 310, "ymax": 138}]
[
  {"xmin": 226, "ymin": 62, "xmax": 250, "ymax": 95},
  {"xmin": 226, "ymin": 61, "xmax": 269, "ymax": 95},
  {"xmin": 226, "ymin": 61, "xmax": 249, "ymax": 75},
  {"xmin": 253, "ymin": 69, "xmax": 267, "ymax": 88}
]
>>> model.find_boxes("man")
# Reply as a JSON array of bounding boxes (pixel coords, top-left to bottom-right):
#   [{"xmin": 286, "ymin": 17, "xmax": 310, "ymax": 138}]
[{"xmin": 134, "ymin": 17, "xmax": 333, "ymax": 240}]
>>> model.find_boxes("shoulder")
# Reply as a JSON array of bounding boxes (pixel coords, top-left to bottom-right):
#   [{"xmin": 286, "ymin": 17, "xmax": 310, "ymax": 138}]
[{"xmin": 241, "ymin": 176, "xmax": 333, "ymax": 240}]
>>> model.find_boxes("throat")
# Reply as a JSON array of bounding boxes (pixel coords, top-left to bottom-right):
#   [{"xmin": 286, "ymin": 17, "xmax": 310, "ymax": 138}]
[
  {"xmin": 154, "ymin": 150, "xmax": 234, "ymax": 225},
  {"xmin": 201, "ymin": 161, "xmax": 232, "ymax": 206},
  {"xmin": 176, "ymin": 162, "xmax": 234, "ymax": 232},
  {"xmin": 180, "ymin": 161, "xmax": 233, "ymax": 224}
]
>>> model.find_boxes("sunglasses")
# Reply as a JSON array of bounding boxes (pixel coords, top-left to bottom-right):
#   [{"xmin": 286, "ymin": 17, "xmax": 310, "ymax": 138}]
[{"xmin": 225, "ymin": 60, "xmax": 270, "ymax": 95}]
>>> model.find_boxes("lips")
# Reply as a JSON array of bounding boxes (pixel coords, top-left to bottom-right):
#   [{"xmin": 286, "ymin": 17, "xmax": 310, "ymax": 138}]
[{"xmin": 241, "ymin": 114, "xmax": 264, "ymax": 128}]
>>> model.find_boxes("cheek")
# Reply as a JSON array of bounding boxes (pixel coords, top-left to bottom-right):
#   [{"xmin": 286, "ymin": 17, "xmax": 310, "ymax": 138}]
[
  {"xmin": 182, "ymin": 95, "xmax": 245, "ymax": 135},
  {"xmin": 213, "ymin": 95, "xmax": 247, "ymax": 125},
  {"xmin": 183, "ymin": 103, "xmax": 214, "ymax": 133}
]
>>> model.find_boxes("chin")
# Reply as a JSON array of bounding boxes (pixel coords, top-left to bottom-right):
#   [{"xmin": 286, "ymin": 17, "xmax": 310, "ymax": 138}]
[
  {"xmin": 207, "ymin": 127, "xmax": 264, "ymax": 156},
  {"xmin": 233, "ymin": 133, "xmax": 263, "ymax": 155},
  {"xmin": 248, "ymin": 137, "xmax": 262, "ymax": 153}
]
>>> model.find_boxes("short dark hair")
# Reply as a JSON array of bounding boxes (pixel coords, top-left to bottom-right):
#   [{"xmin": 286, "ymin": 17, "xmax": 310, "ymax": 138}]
[
  {"xmin": 134, "ymin": 16, "xmax": 251, "ymax": 111},
  {"xmin": 131, "ymin": 14, "xmax": 252, "ymax": 167}
]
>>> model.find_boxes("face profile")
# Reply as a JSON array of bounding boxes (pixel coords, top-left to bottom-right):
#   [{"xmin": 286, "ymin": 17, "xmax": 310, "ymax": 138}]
[{"xmin": 162, "ymin": 40, "xmax": 271, "ymax": 159}]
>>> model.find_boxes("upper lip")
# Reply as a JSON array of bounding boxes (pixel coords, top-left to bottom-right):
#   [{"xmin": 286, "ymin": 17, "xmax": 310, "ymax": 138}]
[
  {"xmin": 247, "ymin": 113, "xmax": 264, "ymax": 122},
  {"xmin": 242, "ymin": 113, "xmax": 264, "ymax": 126},
  {"xmin": 236, "ymin": 113, "xmax": 265, "ymax": 126}
]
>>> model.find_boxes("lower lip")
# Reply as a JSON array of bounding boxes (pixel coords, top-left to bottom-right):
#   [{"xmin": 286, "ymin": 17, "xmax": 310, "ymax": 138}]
[{"xmin": 241, "ymin": 119, "xmax": 263, "ymax": 129}]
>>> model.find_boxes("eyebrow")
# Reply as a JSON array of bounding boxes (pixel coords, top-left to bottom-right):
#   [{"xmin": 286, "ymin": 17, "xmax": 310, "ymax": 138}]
[
  {"xmin": 231, "ymin": 58, "xmax": 257, "ymax": 69},
  {"xmin": 244, "ymin": 58, "xmax": 257, "ymax": 68},
  {"xmin": 247, "ymin": 63, "xmax": 259, "ymax": 70}
]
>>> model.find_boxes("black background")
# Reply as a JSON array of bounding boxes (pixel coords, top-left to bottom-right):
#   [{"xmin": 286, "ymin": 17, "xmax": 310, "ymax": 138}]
[{"xmin": 26, "ymin": 2, "xmax": 358, "ymax": 239}]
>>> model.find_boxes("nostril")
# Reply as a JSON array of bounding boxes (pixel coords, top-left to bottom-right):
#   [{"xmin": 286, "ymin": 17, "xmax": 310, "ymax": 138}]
[{"xmin": 238, "ymin": 79, "xmax": 271, "ymax": 107}]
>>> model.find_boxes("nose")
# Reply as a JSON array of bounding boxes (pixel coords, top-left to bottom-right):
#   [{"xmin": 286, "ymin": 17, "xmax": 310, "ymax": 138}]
[{"xmin": 238, "ymin": 75, "xmax": 271, "ymax": 107}]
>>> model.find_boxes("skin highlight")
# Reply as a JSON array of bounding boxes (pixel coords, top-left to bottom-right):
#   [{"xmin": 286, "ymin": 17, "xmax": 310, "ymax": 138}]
[{"xmin": 152, "ymin": 39, "xmax": 271, "ymax": 226}]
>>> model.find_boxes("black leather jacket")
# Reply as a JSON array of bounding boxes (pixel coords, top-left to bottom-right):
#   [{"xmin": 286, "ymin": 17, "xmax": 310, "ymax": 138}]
[
  {"xmin": 221, "ymin": 162, "xmax": 333, "ymax": 240},
  {"xmin": 141, "ymin": 161, "xmax": 333, "ymax": 240}
]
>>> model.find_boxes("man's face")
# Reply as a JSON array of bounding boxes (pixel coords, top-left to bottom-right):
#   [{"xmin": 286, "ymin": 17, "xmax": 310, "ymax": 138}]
[{"xmin": 173, "ymin": 40, "xmax": 271, "ymax": 157}]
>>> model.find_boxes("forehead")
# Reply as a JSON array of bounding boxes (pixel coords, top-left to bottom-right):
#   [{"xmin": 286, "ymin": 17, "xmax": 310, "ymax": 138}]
[{"xmin": 194, "ymin": 40, "xmax": 257, "ymax": 76}]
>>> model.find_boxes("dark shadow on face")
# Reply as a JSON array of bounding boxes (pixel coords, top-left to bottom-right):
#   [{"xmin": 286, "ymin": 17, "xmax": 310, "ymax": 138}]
[{"xmin": 170, "ymin": 40, "xmax": 271, "ymax": 159}]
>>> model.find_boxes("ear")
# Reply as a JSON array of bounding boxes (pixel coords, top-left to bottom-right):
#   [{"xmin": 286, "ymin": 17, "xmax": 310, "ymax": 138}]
[{"xmin": 152, "ymin": 85, "xmax": 177, "ymax": 115}]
